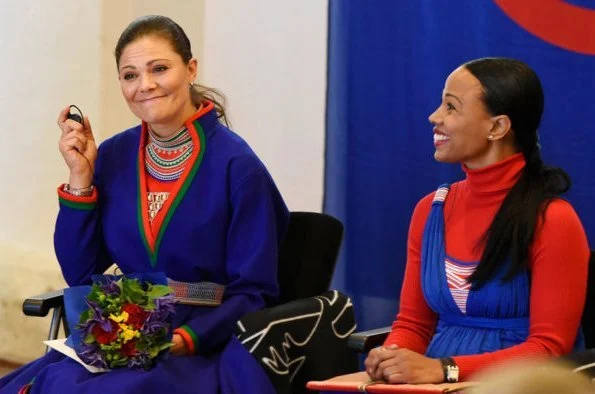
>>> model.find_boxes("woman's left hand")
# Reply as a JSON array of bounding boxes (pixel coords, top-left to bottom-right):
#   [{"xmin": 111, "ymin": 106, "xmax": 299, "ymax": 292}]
[
  {"xmin": 375, "ymin": 348, "xmax": 444, "ymax": 384},
  {"xmin": 170, "ymin": 333, "xmax": 189, "ymax": 356}
]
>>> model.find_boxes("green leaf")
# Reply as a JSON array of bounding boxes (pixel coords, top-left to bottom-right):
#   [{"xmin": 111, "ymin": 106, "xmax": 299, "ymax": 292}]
[
  {"xmin": 122, "ymin": 278, "xmax": 146, "ymax": 305},
  {"xmin": 87, "ymin": 284, "xmax": 103, "ymax": 303},
  {"xmin": 144, "ymin": 299, "xmax": 156, "ymax": 310},
  {"xmin": 79, "ymin": 309, "xmax": 92, "ymax": 324},
  {"xmin": 156, "ymin": 342, "xmax": 173, "ymax": 352},
  {"xmin": 147, "ymin": 346, "xmax": 160, "ymax": 359},
  {"xmin": 109, "ymin": 356, "xmax": 129, "ymax": 368},
  {"xmin": 147, "ymin": 284, "xmax": 171, "ymax": 299}
]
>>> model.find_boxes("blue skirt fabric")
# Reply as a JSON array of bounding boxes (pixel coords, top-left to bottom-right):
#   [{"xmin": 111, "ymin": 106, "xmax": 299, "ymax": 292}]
[{"xmin": 0, "ymin": 337, "xmax": 276, "ymax": 394}]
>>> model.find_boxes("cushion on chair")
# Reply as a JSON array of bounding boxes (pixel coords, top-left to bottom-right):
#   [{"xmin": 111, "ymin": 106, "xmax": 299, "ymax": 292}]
[{"xmin": 236, "ymin": 290, "xmax": 358, "ymax": 394}]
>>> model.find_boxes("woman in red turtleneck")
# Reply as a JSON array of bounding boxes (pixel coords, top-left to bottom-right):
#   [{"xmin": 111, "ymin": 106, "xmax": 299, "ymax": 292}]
[{"xmin": 364, "ymin": 58, "xmax": 589, "ymax": 384}]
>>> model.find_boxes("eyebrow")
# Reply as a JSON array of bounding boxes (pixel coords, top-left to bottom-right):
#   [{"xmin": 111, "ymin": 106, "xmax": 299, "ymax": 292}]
[
  {"xmin": 119, "ymin": 58, "xmax": 171, "ymax": 71},
  {"xmin": 445, "ymin": 93, "xmax": 463, "ymax": 105}
]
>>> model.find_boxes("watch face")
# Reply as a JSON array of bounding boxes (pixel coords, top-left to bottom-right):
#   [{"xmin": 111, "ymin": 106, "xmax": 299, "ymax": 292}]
[
  {"xmin": 446, "ymin": 365, "xmax": 459, "ymax": 382},
  {"xmin": 441, "ymin": 357, "xmax": 459, "ymax": 383}
]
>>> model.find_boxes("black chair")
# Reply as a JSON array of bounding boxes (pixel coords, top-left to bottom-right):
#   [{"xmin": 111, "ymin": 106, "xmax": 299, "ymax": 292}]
[
  {"xmin": 22, "ymin": 211, "xmax": 359, "ymax": 393},
  {"xmin": 277, "ymin": 211, "xmax": 345, "ymax": 304},
  {"xmin": 348, "ymin": 249, "xmax": 595, "ymax": 353},
  {"xmin": 237, "ymin": 212, "xmax": 358, "ymax": 394}
]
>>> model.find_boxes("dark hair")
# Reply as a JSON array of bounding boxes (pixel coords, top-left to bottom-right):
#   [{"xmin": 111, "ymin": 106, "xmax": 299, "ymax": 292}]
[
  {"xmin": 114, "ymin": 15, "xmax": 228, "ymax": 125},
  {"xmin": 463, "ymin": 57, "xmax": 571, "ymax": 287}
]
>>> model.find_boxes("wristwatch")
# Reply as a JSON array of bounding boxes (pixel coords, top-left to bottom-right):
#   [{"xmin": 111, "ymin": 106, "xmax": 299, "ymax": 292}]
[{"xmin": 440, "ymin": 357, "xmax": 459, "ymax": 383}]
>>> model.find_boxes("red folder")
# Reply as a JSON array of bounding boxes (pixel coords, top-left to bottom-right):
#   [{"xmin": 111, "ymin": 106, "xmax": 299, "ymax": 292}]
[{"xmin": 306, "ymin": 372, "xmax": 476, "ymax": 393}]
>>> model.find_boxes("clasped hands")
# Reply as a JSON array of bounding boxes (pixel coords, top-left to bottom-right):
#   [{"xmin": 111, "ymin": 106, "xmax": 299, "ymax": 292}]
[{"xmin": 364, "ymin": 345, "xmax": 444, "ymax": 384}]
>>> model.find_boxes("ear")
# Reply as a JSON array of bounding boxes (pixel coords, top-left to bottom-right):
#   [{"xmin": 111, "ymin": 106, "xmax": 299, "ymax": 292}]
[
  {"xmin": 487, "ymin": 115, "xmax": 512, "ymax": 141},
  {"xmin": 187, "ymin": 58, "xmax": 198, "ymax": 83}
]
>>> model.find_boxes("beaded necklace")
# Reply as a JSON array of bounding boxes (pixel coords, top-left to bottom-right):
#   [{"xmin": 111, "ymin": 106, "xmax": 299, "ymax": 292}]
[
  {"xmin": 145, "ymin": 126, "xmax": 194, "ymax": 222},
  {"xmin": 145, "ymin": 126, "xmax": 194, "ymax": 181}
]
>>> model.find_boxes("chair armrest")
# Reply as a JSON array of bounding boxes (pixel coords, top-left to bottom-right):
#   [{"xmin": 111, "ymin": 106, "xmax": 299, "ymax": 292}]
[
  {"xmin": 22, "ymin": 289, "xmax": 64, "ymax": 317},
  {"xmin": 347, "ymin": 326, "xmax": 391, "ymax": 353}
]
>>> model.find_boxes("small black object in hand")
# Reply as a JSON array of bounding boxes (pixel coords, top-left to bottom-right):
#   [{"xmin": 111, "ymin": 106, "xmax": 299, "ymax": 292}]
[{"xmin": 67, "ymin": 105, "xmax": 84, "ymax": 124}]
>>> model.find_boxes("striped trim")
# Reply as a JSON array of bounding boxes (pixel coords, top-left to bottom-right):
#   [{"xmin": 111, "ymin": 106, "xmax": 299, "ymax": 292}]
[
  {"xmin": 137, "ymin": 158, "xmax": 152, "ymax": 263},
  {"xmin": 154, "ymin": 120, "xmax": 206, "ymax": 252},
  {"xmin": 174, "ymin": 325, "xmax": 198, "ymax": 354},
  {"xmin": 137, "ymin": 103, "xmax": 213, "ymax": 267},
  {"xmin": 59, "ymin": 197, "xmax": 97, "ymax": 210},
  {"xmin": 57, "ymin": 184, "xmax": 97, "ymax": 210},
  {"xmin": 17, "ymin": 383, "xmax": 32, "ymax": 394},
  {"xmin": 18, "ymin": 377, "xmax": 35, "ymax": 394},
  {"xmin": 445, "ymin": 257, "xmax": 478, "ymax": 314},
  {"xmin": 433, "ymin": 186, "xmax": 449, "ymax": 203}
]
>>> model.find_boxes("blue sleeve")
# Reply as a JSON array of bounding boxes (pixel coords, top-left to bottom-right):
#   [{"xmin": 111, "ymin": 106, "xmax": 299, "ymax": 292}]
[
  {"xmin": 178, "ymin": 170, "xmax": 289, "ymax": 354},
  {"xmin": 54, "ymin": 145, "xmax": 113, "ymax": 286}
]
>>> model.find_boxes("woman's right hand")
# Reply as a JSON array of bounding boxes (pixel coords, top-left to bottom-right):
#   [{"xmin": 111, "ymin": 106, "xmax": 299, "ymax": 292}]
[
  {"xmin": 170, "ymin": 333, "xmax": 189, "ymax": 356},
  {"xmin": 364, "ymin": 344, "xmax": 399, "ymax": 381},
  {"xmin": 57, "ymin": 106, "xmax": 98, "ymax": 188}
]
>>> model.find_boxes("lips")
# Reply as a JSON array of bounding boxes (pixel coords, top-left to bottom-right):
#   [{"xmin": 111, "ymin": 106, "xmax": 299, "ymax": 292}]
[
  {"xmin": 138, "ymin": 95, "xmax": 166, "ymax": 103},
  {"xmin": 433, "ymin": 128, "xmax": 449, "ymax": 144}
]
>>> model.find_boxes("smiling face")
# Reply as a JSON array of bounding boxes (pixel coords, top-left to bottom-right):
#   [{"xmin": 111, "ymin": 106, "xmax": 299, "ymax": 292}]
[
  {"xmin": 428, "ymin": 67, "xmax": 501, "ymax": 169},
  {"xmin": 118, "ymin": 35, "xmax": 198, "ymax": 137}
]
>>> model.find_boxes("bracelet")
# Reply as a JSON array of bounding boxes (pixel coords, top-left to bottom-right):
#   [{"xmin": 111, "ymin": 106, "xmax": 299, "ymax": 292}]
[{"xmin": 64, "ymin": 184, "xmax": 94, "ymax": 197}]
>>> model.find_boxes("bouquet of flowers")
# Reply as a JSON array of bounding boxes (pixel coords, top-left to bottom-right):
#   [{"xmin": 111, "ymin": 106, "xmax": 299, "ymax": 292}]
[{"xmin": 65, "ymin": 273, "xmax": 175, "ymax": 370}]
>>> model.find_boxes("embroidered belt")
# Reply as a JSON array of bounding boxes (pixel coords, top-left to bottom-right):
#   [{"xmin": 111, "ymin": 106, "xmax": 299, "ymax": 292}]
[
  {"xmin": 439, "ymin": 314, "xmax": 529, "ymax": 330},
  {"xmin": 167, "ymin": 279, "xmax": 225, "ymax": 306}
]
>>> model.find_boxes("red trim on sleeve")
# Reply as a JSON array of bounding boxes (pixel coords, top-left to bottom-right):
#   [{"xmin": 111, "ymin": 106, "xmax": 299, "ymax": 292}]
[{"xmin": 174, "ymin": 326, "xmax": 197, "ymax": 354}]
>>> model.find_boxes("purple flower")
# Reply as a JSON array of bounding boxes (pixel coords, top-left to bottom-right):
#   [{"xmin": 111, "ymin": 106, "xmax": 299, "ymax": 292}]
[
  {"xmin": 155, "ymin": 296, "xmax": 176, "ymax": 317},
  {"xmin": 99, "ymin": 280, "xmax": 121, "ymax": 296},
  {"xmin": 81, "ymin": 300, "xmax": 113, "ymax": 332},
  {"xmin": 126, "ymin": 352, "xmax": 151, "ymax": 369},
  {"xmin": 141, "ymin": 296, "xmax": 175, "ymax": 335},
  {"xmin": 78, "ymin": 343, "xmax": 108, "ymax": 369}
]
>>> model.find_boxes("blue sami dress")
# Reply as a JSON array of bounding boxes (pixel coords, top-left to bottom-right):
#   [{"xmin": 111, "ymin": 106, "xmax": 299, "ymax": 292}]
[
  {"xmin": 0, "ymin": 105, "xmax": 289, "ymax": 394},
  {"xmin": 421, "ymin": 185, "xmax": 583, "ymax": 358}
]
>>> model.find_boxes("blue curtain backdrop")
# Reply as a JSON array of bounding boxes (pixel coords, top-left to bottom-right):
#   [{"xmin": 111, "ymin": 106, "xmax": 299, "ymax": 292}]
[{"xmin": 324, "ymin": 0, "xmax": 595, "ymax": 331}]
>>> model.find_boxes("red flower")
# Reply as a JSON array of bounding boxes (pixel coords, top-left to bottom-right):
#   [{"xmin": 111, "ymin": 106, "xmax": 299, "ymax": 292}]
[
  {"xmin": 122, "ymin": 303, "xmax": 150, "ymax": 329},
  {"xmin": 91, "ymin": 320, "xmax": 120, "ymax": 345},
  {"xmin": 120, "ymin": 340, "xmax": 138, "ymax": 357}
]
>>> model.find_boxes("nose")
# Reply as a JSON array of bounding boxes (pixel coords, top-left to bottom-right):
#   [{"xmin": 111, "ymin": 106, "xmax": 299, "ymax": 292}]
[
  {"xmin": 139, "ymin": 73, "xmax": 156, "ymax": 92},
  {"xmin": 428, "ymin": 106, "xmax": 442, "ymax": 125}
]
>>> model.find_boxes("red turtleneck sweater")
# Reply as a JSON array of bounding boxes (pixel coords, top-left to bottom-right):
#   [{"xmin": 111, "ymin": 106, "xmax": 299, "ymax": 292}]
[{"xmin": 384, "ymin": 153, "xmax": 589, "ymax": 380}]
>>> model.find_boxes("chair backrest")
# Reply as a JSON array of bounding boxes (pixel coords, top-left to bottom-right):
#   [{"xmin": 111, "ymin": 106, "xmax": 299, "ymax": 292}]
[
  {"xmin": 277, "ymin": 212, "xmax": 344, "ymax": 304},
  {"xmin": 582, "ymin": 250, "xmax": 594, "ymax": 349},
  {"xmin": 238, "ymin": 212, "xmax": 356, "ymax": 394}
]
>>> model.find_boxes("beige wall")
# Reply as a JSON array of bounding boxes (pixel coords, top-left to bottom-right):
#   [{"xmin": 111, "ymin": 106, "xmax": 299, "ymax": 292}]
[
  {"xmin": 0, "ymin": 0, "xmax": 327, "ymax": 363},
  {"xmin": 202, "ymin": 0, "xmax": 328, "ymax": 211},
  {"xmin": 0, "ymin": 0, "xmax": 103, "ymax": 362}
]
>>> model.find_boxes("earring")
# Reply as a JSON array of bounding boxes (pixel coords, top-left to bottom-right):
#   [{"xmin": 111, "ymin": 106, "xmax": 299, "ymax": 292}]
[
  {"xmin": 189, "ymin": 82, "xmax": 195, "ymax": 89},
  {"xmin": 488, "ymin": 135, "xmax": 494, "ymax": 140}
]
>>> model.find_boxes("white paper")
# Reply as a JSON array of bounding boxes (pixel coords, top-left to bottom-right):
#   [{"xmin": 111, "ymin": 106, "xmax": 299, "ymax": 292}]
[{"xmin": 43, "ymin": 338, "xmax": 110, "ymax": 374}]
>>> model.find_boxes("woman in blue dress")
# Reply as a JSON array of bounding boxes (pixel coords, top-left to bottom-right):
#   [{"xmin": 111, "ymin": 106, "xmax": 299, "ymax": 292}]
[
  {"xmin": 364, "ymin": 58, "xmax": 589, "ymax": 384},
  {"xmin": 0, "ymin": 15, "xmax": 288, "ymax": 394}
]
